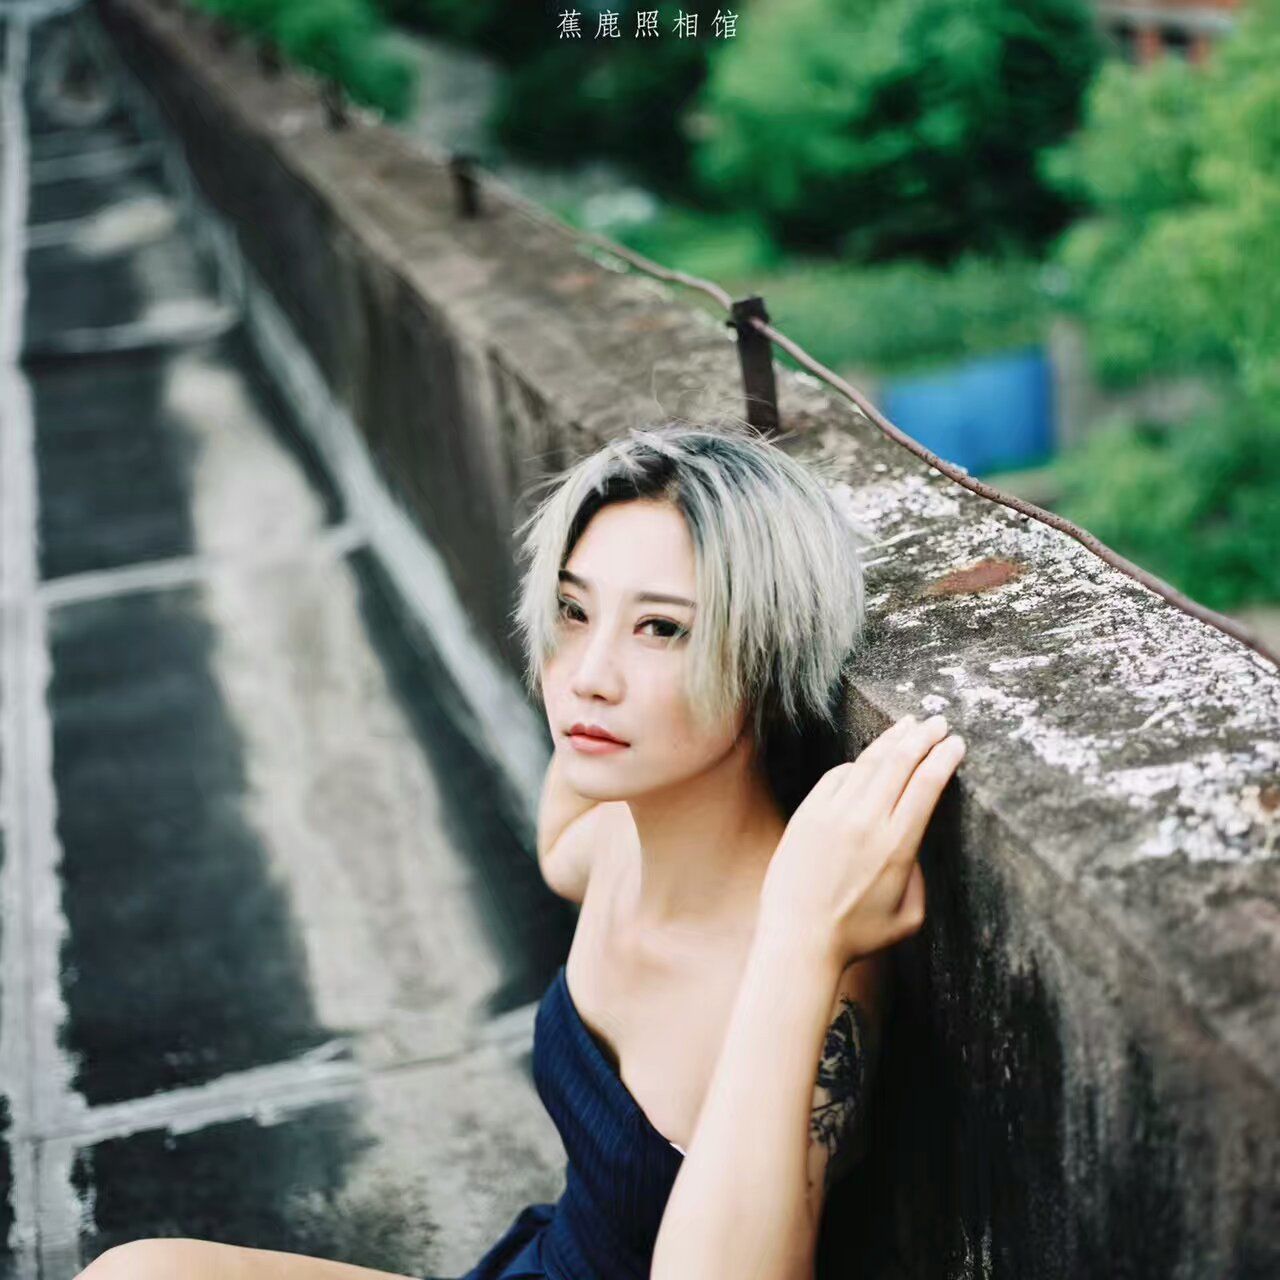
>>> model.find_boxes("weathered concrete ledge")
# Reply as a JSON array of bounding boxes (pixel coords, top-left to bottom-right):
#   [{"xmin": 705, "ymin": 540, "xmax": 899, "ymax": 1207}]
[{"xmin": 94, "ymin": 1, "xmax": 1280, "ymax": 1275}]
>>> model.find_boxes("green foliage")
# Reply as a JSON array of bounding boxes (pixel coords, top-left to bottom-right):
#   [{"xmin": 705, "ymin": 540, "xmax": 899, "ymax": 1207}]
[
  {"xmin": 1051, "ymin": 207, "xmax": 1240, "ymax": 381},
  {"xmin": 493, "ymin": 26, "xmax": 711, "ymax": 191},
  {"xmin": 194, "ymin": 0, "xmax": 417, "ymax": 119},
  {"xmin": 1041, "ymin": 1, "xmax": 1280, "ymax": 607},
  {"xmin": 389, "ymin": 2, "xmax": 715, "ymax": 190},
  {"xmin": 1051, "ymin": 401, "xmax": 1280, "ymax": 610},
  {"xmin": 1040, "ymin": 56, "xmax": 1230, "ymax": 381},
  {"xmin": 379, "ymin": 0, "xmax": 546, "ymax": 62},
  {"xmin": 557, "ymin": 189, "xmax": 1050, "ymax": 372},
  {"xmin": 1038, "ymin": 57, "xmax": 1203, "ymax": 216},
  {"xmin": 1178, "ymin": 3, "xmax": 1280, "ymax": 408},
  {"xmin": 1041, "ymin": 1, "xmax": 1280, "ymax": 395},
  {"xmin": 692, "ymin": 0, "xmax": 1101, "ymax": 257},
  {"xmin": 566, "ymin": 202, "xmax": 783, "ymax": 280},
  {"xmin": 727, "ymin": 251, "xmax": 1052, "ymax": 375}
]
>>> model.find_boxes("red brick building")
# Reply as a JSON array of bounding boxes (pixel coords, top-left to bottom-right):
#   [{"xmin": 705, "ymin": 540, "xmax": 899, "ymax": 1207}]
[{"xmin": 1095, "ymin": 0, "xmax": 1241, "ymax": 64}]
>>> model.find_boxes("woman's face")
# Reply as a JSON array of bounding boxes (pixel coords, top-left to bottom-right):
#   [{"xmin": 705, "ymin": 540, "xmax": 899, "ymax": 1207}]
[{"xmin": 540, "ymin": 498, "xmax": 749, "ymax": 801}]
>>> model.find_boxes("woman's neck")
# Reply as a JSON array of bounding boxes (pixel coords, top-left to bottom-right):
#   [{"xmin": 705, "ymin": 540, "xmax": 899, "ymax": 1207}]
[{"xmin": 623, "ymin": 738, "xmax": 786, "ymax": 944}]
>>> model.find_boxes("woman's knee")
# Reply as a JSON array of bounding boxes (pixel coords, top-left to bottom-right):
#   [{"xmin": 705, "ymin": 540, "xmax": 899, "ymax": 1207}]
[{"xmin": 78, "ymin": 1237, "xmax": 231, "ymax": 1279}]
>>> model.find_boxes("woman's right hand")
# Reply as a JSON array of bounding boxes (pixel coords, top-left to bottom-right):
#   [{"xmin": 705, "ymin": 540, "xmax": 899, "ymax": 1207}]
[{"xmin": 756, "ymin": 713, "xmax": 965, "ymax": 967}]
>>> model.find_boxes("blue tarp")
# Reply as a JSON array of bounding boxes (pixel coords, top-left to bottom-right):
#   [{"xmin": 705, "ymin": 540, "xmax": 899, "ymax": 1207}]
[{"xmin": 881, "ymin": 346, "xmax": 1054, "ymax": 475}]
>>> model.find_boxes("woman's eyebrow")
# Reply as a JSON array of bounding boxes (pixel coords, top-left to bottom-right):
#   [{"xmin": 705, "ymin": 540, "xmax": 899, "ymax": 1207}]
[{"xmin": 558, "ymin": 569, "xmax": 695, "ymax": 609}]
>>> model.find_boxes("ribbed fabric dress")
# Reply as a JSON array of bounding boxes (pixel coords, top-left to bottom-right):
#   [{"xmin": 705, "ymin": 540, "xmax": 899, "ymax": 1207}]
[{"xmin": 437, "ymin": 963, "xmax": 687, "ymax": 1280}]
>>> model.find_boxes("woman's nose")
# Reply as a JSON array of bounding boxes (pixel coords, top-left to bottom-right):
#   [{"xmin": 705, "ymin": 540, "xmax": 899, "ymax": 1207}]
[{"xmin": 569, "ymin": 634, "xmax": 622, "ymax": 701}]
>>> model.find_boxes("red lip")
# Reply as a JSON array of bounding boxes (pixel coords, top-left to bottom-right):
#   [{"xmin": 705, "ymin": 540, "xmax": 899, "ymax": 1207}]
[{"xmin": 568, "ymin": 722, "xmax": 629, "ymax": 745}]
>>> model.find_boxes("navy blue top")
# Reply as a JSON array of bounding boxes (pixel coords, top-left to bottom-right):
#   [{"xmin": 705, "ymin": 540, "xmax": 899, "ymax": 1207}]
[{"xmin": 443, "ymin": 963, "xmax": 687, "ymax": 1280}]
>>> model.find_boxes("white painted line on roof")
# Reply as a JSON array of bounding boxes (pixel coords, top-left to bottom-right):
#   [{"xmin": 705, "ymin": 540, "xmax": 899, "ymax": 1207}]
[
  {"xmin": 26, "ymin": 191, "xmax": 177, "ymax": 250},
  {"xmin": 29, "ymin": 138, "xmax": 158, "ymax": 183},
  {"xmin": 26, "ymin": 210, "xmax": 97, "ymax": 247},
  {"xmin": 37, "ymin": 521, "xmax": 369, "ymax": 609},
  {"xmin": 40, "ymin": 1040, "xmax": 366, "ymax": 1146},
  {"xmin": 2, "ymin": 1, "xmax": 84, "ymax": 21},
  {"xmin": 36, "ymin": 1016, "xmax": 545, "ymax": 1149},
  {"xmin": 26, "ymin": 299, "xmax": 239, "ymax": 357}
]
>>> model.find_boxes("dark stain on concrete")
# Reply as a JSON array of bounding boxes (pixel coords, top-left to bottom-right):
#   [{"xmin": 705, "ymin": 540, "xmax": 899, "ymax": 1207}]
[
  {"xmin": 30, "ymin": 348, "xmax": 197, "ymax": 578},
  {"xmin": 1070, "ymin": 1039, "xmax": 1186, "ymax": 1280},
  {"xmin": 816, "ymin": 784, "xmax": 1189, "ymax": 1279},
  {"xmin": 0, "ymin": 1093, "xmax": 14, "ymax": 1278},
  {"xmin": 24, "ymin": 243, "xmax": 147, "ymax": 351},
  {"xmin": 29, "ymin": 328, "xmax": 343, "ymax": 582},
  {"xmin": 26, "ymin": 114, "xmax": 141, "ymax": 162},
  {"xmin": 24, "ymin": 19, "xmax": 106, "ymax": 133},
  {"xmin": 71, "ymin": 1102, "xmax": 437, "ymax": 1274},
  {"xmin": 23, "ymin": 24, "xmax": 165, "ymax": 224},
  {"xmin": 49, "ymin": 583, "xmax": 334, "ymax": 1104}
]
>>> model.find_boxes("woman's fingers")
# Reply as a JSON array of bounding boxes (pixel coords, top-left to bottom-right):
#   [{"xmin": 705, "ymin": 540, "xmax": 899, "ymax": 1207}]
[
  {"xmin": 810, "ymin": 715, "xmax": 918, "ymax": 813},
  {"xmin": 853, "ymin": 713, "xmax": 952, "ymax": 816},
  {"xmin": 848, "ymin": 713, "xmax": 920, "ymax": 776},
  {"xmin": 862, "ymin": 729, "xmax": 962, "ymax": 914},
  {"xmin": 838, "ymin": 711, "xmax": 948, "ymax": 797},
  {"xmin": 888, "ymin": 733, "xmax": 966, "ymax": 858},
  {"xmin": 827, "ymin": 714, "xmax": 958, "ymax": 951},
  {"xmin": 832, "ymin": 712, "xmax": 926, "ymax": 807}
]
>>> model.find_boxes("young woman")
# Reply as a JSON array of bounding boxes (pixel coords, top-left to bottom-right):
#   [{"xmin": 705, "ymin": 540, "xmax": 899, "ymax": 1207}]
[{"xmin": 77, "ymin": 421, "xmax": 963, "ymax": 1280}]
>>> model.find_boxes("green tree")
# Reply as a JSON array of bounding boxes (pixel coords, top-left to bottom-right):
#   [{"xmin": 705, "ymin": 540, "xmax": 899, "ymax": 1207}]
[
  {"xmin": 387, "ymin": 2, "xmax": 718, "ymax": 191},
  {"xmin": 199, "ymin": 0, "xmax": 416, "ymax": 119},
  {"xmin": 1040, "ymin": 0, "xmax": 1280, "ymax": 609},
  {"xmin": 379, "ymin": 0, "xmax": 547, "ymax": 62},
  {"xmin": 692, "ymin": 0, "xmax": 1101, "ymax": 258},
  {"xmin": 1049, "ymin": 404, "xmax": 1280, "ymax": 611},
  {"xmin": 1043, "ymin": 1, "xmax": 1280, "ymax": 398}
]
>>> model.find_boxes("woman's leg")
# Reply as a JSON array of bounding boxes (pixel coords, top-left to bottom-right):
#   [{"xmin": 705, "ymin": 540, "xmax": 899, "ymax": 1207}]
[{"xmin": 76, "ymin": 1236, "xmax": 430, "ymax": 1280}]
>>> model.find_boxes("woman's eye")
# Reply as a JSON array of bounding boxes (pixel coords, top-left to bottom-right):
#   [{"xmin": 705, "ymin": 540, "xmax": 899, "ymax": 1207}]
[
  {"xmin": 556, "ymin": 598, "xmax": 685, "ymax": 641},
  {"xmin": 640, "ymin": 618, "xmax": 689, "ymax": 641}
]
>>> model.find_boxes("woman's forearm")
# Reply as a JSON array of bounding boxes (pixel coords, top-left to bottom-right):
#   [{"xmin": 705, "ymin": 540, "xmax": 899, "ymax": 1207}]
[
  {"xmin": 535, "ymin": 750, "xmax": 599, "ymax": 858},
  {"xmin": 650, "ymin": 922, "xmax": 844, "ymax": 1280}
]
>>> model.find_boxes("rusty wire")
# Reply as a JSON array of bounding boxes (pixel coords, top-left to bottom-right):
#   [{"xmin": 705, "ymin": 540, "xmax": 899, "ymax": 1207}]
[
  {"xmin": 756, "ymin": 317, "xmax": 1280, "ymax": 668},
  {"xmin": 559, "ymin": 225, "xmax": 1280, "ymax": 669},
  {"xmin": 413, "ymin": 142, "xmax": 1280, "ymax": 670}
]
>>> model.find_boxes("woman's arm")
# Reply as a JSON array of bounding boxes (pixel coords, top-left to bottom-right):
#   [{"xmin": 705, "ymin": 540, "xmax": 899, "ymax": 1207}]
[
  {"xmin": 805, "ymin": 951, "xmax": 883, "ymax": 1205},
  {"xmin": 537, "ymin": 752, "xmax": 633, "ymax": 904},
  {"xmin": 536, "ymin": 749, "xmax": 599, "ymax": 859},
  {"xmin": 651, "ymin": 713, "xmax": 963, "ymax": 1280},
  {"xmin": 650, "ymin": 923, "xmax": 847, "ymax": 1280}
]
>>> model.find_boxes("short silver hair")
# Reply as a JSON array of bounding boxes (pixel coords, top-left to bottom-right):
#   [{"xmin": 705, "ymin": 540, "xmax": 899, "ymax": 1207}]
[{"xmin": 510, "ymin": 420, "xmax": 869, "ymax": 750}]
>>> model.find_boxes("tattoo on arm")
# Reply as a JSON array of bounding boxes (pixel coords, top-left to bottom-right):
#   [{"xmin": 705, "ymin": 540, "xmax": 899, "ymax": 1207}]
[{"xmin": 809, "ymin": 995, "xmax": 879, "ymax": 1194}]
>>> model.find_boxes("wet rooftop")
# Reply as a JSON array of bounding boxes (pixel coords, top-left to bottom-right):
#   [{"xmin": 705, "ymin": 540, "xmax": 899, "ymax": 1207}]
[{"xmin": 1, "ymin": 13, "xmax": 576, "ymax": 1276}]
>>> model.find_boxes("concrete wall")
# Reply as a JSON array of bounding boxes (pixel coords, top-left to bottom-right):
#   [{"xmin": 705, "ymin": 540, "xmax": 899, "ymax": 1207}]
[{"xmin": 94, "ymin": 2, "xmax": 1280, "ymax": 1276}]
